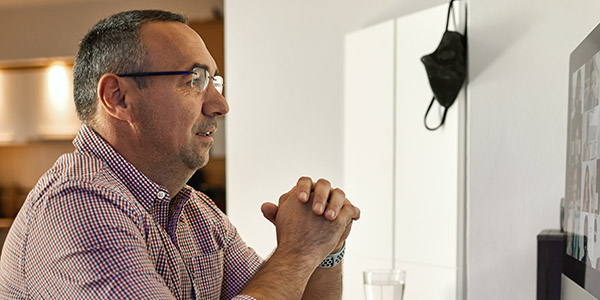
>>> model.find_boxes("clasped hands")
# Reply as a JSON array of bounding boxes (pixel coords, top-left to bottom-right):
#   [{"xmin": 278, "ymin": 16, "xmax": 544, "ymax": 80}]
[{"xmin": 261, "ymin": 177, "xmax": 361, "ymax": 264}]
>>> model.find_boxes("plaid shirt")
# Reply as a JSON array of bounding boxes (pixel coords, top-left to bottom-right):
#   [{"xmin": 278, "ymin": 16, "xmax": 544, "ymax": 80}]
[{"xmin": 0, "ymin": 125, "xmax": 262, "ymax": 299}]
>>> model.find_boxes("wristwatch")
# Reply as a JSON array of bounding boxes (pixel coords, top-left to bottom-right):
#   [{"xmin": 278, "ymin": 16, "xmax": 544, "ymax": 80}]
[{"xmin": 318, "ymin": 242, "xmax": 346, "ymax": 268}]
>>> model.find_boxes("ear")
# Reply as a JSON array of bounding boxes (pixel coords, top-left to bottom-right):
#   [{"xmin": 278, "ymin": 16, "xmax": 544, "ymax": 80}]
[{"xmin": 97, "ymin": 73, "xmax": 133, "ymax": 122}]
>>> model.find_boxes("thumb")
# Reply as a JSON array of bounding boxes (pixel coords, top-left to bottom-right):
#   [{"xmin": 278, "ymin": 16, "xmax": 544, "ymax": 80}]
[{"xmin": 261, "ymin": 202, "xmax": 278, "ymax": 225}]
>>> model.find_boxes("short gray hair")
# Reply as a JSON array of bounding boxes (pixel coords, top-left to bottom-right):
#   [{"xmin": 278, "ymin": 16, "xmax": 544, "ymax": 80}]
[{"xmin": 73, "ymin": 10, "xmax": 187, "ymax": 125}]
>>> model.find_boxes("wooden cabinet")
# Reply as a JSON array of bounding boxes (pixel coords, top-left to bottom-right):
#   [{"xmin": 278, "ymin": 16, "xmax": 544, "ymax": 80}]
[
  {"xmin": 188, "ymin": 18, "xmax": 228, "ymax": 213},
  {"xmin": 0, "ymin": 218, "xmax": 13, "ymax": 255}
]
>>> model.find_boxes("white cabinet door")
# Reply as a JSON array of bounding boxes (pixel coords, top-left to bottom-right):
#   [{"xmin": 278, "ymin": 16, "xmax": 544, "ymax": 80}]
[
  {"xmin": 343, "ymin": 19, "xmax": 396, "ymax": 300},
  {"xmin": 394, "ymin": 4, "xmax": 462, "ymax": 300},
  {"xmin": 344, "ymin": 3, "xmax": 466, "ymax": 300}
]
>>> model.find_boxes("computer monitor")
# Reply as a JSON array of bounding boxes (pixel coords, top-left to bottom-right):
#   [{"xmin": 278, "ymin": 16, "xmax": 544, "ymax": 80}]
[{"xmin": 563, "ymin": 21, "xmax": 600, "ymax": 300}]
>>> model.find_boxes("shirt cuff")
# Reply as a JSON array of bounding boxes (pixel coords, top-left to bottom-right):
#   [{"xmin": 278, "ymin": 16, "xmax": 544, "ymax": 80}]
[{"xmin": 232, "ymin": 295, "xmax": 257, "ymax": 300}]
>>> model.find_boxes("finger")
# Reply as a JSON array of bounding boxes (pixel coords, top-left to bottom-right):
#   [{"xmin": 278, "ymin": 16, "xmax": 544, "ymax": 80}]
[
  {"xmin": 261, "ymin": 202, "xmax": 278, "ymax": 225},
  {"xmin": 352, "ymin": 205, "xmax": 361, "ymax": 220},
  {"xmin": 334, "ymin": 222, "xmax": 353, "ymax": 251},
  {"xmin": 336, "ymin": 200, "xmax": 361, "ymax": 223},
  {"xmin": 295, "ymin": 176, "xmax": 313, "ymax": 203},
  {"xmin": 324, "ymin": 188, "xmax": 346, "ymax": 221},
  {"xmin": 330, "ymin": 205, "xmax": 357, "ymax": 253},
  {"xmin": 339, "ymin": 197, "xmax": 361, "ymax": 221},
  {"xmin": 312, "ymin": 178, "xmax": 332, "ymax": 215}
]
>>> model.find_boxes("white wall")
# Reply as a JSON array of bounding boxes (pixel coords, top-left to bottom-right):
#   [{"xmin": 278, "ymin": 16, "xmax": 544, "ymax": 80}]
[
  {"xmin": 468, "ymin": 0, "xmax": 600, "ymax": 299},
  {"xmin": 224, "ymin": 0, "xmax": 448, "ymax": 259}
]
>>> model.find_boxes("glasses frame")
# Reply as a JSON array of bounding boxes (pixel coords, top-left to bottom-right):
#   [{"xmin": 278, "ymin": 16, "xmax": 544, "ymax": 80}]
[{"xmin": 116, "ymin": 67, "xmax": 223, "ymax": 94}]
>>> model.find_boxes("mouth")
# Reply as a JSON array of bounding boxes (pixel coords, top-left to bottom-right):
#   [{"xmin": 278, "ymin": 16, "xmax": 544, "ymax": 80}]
[{"xmin": 195, "ymin": 128, "xmax": 217, "ymax": 137}]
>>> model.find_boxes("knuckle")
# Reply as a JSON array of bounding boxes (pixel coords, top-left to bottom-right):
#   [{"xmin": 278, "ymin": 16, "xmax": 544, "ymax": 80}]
[
  {"xmin": 354, "ymin": 207, "xmax": 361, "ymax": 218},
  {"xmin": 299, "ymin": 176, "xmax": 312, "ymax": 183},
  {"xmin": 333, "ymin": 188, "xmax": 346, "ymax": 197},
  {"xmin": 316, "ymin": 178, "xmax": 331, "ymax": 187},
  {"xmin": 279, "ymin": 193, "xmax": 288, "ymax": 202}
]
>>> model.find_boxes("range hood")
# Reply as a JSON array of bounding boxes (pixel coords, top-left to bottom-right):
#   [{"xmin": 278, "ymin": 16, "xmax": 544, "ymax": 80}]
[{"xmin": 0, "ymin": 59, "xmax": 80, "ymax": 144}]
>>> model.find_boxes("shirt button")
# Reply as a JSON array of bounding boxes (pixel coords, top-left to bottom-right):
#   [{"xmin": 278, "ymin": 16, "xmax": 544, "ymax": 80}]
[{"xmin": 157, "ymin": 191, "xmax": 166, "ymax": 199}]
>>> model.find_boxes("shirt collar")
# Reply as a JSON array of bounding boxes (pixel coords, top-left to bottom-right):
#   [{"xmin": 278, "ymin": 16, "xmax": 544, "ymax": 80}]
[{"xmin": 73, "ymin": 124, "xmax": 168, "ymax": 212}]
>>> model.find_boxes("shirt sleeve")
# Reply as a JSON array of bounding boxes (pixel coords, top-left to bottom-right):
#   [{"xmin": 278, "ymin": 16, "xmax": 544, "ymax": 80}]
[
  {"xmin": 232, "ymin": 295, "xmax": 258, "ymax": 300},
  {"xmin": 220, "ymin": 224, "xmax": 263, "ymax": 299},
  {"xmin": 205, "ymin": 202, "xmax": 263, "ymax": 300},
  {"xmin": 25, "ymin": 183, "xmax": 176, "ymax": 299}
]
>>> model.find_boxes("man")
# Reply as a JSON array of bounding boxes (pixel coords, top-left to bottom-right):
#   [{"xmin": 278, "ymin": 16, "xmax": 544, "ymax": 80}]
[{"xmin": 0, "ymin": 10, "xmax": 360, "ymax": 299}]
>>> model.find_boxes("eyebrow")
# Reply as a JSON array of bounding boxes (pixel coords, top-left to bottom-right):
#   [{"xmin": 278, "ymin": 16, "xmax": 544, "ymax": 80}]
[{"xmin": 190, "ymin": 63, "xmax": 220, "ymax": 76}]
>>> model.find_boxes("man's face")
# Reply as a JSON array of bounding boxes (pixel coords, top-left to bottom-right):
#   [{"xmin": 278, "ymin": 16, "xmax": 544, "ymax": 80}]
[{"xmin": 132, "ymin": 21, "xmax": 228, "ymax": 173}]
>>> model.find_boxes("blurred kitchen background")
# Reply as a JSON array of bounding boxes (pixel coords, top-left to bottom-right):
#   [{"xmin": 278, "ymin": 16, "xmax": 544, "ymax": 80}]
[{"xmin": 0, "ymin": 0, "xmax": 227, "ymax": 253}]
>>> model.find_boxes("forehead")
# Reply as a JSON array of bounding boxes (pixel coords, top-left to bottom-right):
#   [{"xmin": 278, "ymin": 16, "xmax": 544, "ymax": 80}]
[{"xmin": 139, "ymin": 21, "xmax": 217, "ymax": 72}]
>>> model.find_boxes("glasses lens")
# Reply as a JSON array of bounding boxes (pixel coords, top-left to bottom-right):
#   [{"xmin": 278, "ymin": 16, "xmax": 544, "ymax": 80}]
[
  {"xmin": 191, "ymin": 67, "xmax": 208, "ymax": 92},
  {"xmin": 191, "ymin": 67, "xmax": 224, "ymax": 94},
  {"xmin": 213, "ymin": 75, "xmax": 224, "ymax": 94}
]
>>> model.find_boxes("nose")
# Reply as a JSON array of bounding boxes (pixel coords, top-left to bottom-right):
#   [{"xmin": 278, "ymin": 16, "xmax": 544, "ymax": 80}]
[{"xmin": 202, "ymin": 85, "xmax": 229, "ymax": 117}]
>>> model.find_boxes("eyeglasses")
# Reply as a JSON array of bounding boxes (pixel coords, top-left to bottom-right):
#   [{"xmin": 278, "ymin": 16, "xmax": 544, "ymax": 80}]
[{"xmin": 116, "ymin": 67, "xmax": 223, "ymax": 94}]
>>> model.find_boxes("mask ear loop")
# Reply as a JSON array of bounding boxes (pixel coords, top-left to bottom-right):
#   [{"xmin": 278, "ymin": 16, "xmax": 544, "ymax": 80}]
[
  {"xmin": 445, "ymin": 0, "xmax": 456, "ymax": 31},
  {"xmin": 424, "ymin": 96, "xmax": 449, "ymax": 131},
  {"xmin": 423, "ymin": 0, "xmax": 455, "ymax": 131}
]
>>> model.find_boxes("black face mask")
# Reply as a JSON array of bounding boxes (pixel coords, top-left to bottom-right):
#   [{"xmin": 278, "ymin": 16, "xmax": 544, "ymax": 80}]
[{"xmin": 421, "ymin": 0, "xmax": 466, "ymax": 131}]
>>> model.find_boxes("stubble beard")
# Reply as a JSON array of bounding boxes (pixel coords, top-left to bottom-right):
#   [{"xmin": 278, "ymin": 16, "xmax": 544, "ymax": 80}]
[
  {"xmin": 181, "ymin": 138, "xmax": 213, "ymax": 171},
  {"xmin": 137, "ymin": 99, "xmax": 216, "ymax": 173}
]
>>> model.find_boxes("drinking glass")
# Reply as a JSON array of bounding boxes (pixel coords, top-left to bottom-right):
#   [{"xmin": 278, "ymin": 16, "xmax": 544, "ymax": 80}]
[{"xmin": 363, "ymin": 269, "xmax": 406, "ymax": 300}]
